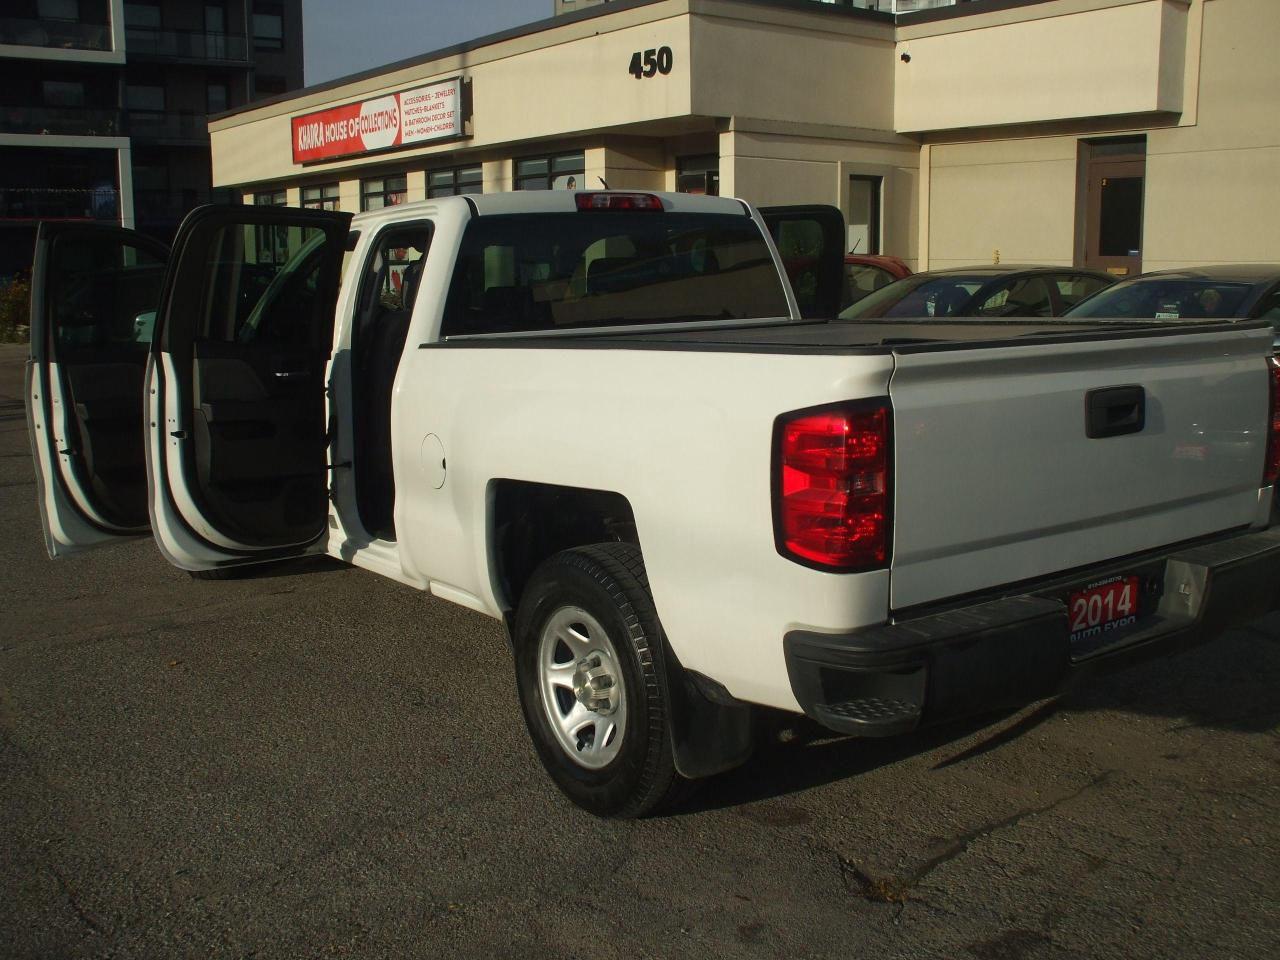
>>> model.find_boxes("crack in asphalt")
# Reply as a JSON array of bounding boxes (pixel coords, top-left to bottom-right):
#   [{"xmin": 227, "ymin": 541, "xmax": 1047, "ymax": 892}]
[
  {"xmin": 838, "ymin": 770, "xmax": 1117, "ymax": 905},
  {"xmin": 911, "ymin": 770, "xmax": 1116, "ymax": 886},
  {"xmin": 46, "ymin": 859, "xmax": 106, "ymax": 937}
]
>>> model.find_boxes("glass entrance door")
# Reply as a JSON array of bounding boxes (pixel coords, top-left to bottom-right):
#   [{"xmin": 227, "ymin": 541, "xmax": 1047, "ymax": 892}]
[{"xmin": 1082, "ymin": 141, "xmax": 1145, "ymax": 278}]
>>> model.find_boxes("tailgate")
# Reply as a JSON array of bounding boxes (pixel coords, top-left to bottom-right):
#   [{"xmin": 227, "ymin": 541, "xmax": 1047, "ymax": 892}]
[{"xmin": 888, "ymin": 326, "xmax": 1273, "ymax": 610}]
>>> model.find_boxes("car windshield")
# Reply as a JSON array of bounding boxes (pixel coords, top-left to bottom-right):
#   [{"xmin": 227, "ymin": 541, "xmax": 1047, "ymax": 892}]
[
  {"xmin": 1065, "ymin": 278, "xmax": 1255, "ymax": 320},
  {"xmin": 839, "ymin": 274, "xmax": 987, "ymax": 320}
]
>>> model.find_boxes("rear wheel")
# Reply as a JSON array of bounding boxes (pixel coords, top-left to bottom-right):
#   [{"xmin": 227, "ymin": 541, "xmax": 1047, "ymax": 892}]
[{"xmin": 513, "ymin": 543, "xmax": 686, "ymax": 818}]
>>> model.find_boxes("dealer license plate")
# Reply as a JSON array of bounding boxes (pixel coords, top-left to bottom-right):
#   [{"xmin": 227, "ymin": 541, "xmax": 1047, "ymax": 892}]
[{"xmin": 1068, "ymin": 575, "xmax": 1141, "ymax": 646}]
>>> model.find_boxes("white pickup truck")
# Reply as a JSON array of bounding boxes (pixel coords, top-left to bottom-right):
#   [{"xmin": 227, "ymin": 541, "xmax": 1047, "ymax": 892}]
[{"xmin": 25, "ymin": 191, "xmax": 1280, "ymax": 817}]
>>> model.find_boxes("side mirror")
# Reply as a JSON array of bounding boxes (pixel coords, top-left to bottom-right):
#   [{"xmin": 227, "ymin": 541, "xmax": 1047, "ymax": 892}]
[{"xmin": 133, "ymin": 311, "xmax": 156, "ymax": 343}]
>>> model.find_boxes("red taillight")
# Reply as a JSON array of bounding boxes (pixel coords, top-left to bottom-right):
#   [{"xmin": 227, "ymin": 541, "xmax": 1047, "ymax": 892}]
[
  {"xmin": 1264, "ymin": 356, "xmax": 1280, "ymax": 486},
  {"xmin": 774, "ymin": 402, "xmax": 892, "ymax": 571},
  {"xmin": 575, "ymin": 192, "xmax": 664, "ymax": 211}
]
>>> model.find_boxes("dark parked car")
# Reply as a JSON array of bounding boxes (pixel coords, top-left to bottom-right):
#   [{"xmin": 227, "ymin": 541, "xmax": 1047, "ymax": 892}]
[
  {"xmin": 843, "ymin": 254, "xmax": 913, "ymax": 309},
  {"xmin": 1064, "ymin": 265, "xmax": 1280, "ymax": 327},
  {"xmin": 839, "ymin": 265, "xmax": 1115, "ymax": 320}
]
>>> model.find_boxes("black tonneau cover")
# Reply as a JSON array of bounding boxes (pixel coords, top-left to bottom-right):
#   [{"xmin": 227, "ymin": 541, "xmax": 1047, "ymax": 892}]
[{"xmin": 429, "ymin": 317, "xmax": 1258, "ymax": 355}]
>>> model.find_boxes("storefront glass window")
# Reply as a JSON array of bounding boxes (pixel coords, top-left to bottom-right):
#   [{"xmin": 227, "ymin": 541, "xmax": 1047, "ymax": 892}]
[
  {"xmin": 361, "ymin": 175, "xmax": 407, "ymax": 211},
  {"xmin": 847, "ymin": 175, "xmax": 881, "ymax": 255},
  {"xmin": 428, "ymin": 166, "xmax": 483, "ymax": 198},
  {"xmin": 516, "ymin": 152, "xmax": 584, "ymax": 191},
  {"xmin": 254, "ymin": 190, "xmax": 286, "ymax": 206},
  {"xmin": 302, "ymin": 183, "xmax": 339, "ymax": 211},
  {"xmin": 676, "ymin": 155, "xmax": 719, "ymax": 196}
]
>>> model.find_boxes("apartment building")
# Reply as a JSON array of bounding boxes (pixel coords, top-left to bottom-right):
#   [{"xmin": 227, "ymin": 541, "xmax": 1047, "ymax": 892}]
[{"xmin": 0, "ymin": 0, "xmax": 303, "ymax": 275}]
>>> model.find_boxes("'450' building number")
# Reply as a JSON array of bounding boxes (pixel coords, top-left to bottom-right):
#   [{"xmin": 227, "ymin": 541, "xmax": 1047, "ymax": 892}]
[{"xmin": 628, "ymin": 47, "xmax": 674, "ymax": 79}]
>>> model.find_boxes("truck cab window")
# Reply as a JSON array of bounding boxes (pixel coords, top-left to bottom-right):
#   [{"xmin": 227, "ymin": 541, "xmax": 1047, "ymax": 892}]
[
  {"xmin": 352, "ymin": 223, "xmax": 434, "ymax": 542},
  {"xmin": 441, "ymin": 212, "xmax": 789, "ymax": 337}
]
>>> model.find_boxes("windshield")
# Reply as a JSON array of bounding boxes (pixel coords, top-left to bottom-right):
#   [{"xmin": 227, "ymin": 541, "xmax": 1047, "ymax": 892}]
[
  {"xmin": 1066, "ymin": 278, "xmax": 1254, "ymax": 320},
  {"xmin": 838, "ymin": 274, "xmax": 986, "ymax": 320},
  {"xmin": 441, "ymin": 212, "xmax": 790, "ymax": 336}
]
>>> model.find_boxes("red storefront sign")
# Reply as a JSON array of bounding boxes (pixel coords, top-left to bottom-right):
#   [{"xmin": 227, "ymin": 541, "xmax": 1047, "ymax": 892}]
[{"xmin": 292, "ymin": 78, "xmax": 466, "ymax": 164}]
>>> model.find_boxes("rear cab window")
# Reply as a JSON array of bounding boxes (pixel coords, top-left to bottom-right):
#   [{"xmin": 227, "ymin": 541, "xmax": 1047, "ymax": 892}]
[{"xmin": 440, "ymin": 212, "xmax": 790, "ymax": 337}]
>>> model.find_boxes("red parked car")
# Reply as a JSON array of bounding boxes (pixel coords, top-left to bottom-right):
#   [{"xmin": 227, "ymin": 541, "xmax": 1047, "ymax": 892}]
[{"xmin": 843, "ymin": 254, "xmax": 912, "ymax": 309}]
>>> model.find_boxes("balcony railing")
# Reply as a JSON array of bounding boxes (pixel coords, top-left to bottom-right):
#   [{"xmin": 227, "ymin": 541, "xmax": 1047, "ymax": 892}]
[
  {"xmin": 0, "ymin": 187, "xmax": 119, "ymax": 222},
  {"xmin": 0, "ymin": 105, "xmax": 213, "ymax": 142},
  {"xmin": 126, "ymin": 111, "xmax": 210, "ymax": 143},
  {"xmin": 133, "ymin": 189, "xmax": 238, "ymax": 224},
  {"xmin": 125, "ymin": 26, "xmax": 249, "ymax": 62},
  {"xmin": 0, "ymin": 16, "xmax": 112, "ymax": 51},
  {"xmin": 0, "ymin": 105, "xmax": 124, "ymax": 137}
]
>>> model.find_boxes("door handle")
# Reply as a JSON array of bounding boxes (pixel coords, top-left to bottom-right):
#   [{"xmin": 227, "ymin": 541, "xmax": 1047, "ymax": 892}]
[{"xmin": 1086, "ymin": 385, "xmax": 1145, "ymax": 438}]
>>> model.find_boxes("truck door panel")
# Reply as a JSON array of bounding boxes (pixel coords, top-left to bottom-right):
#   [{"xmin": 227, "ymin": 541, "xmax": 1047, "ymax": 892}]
[
  {"xmin": 150, "ymin": 206, "xmax": 351, "ymax": 567},
  {"xmin": 760, "ymin": 204, "xmax": 846, "ymax": 319},
  {"xmin": 26, "ymin": 223, "xmax": 169, "ymax": 556}
]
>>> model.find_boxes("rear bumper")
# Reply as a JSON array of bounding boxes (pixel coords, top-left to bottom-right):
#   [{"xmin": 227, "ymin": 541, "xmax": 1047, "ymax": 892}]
[{"xmin": 784, "ymin": 528, "xmax": 1280, "ymax": 737}]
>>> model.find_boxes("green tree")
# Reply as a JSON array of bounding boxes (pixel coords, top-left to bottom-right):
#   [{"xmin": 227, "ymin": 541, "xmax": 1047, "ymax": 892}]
[{"xmin": 0, "ymin": 276, "xmax": 31, "ymax": 343}]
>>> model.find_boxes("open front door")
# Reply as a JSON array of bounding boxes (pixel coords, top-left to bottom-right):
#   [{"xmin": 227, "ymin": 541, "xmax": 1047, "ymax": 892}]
[
  {"xmin": 760, "ymin": 205, "xmax": 846, "ymax": 319},
  {"xmin": 147, "ymin": 205, "xmax": 351, "ymax": 573},
  {"xmin": 26, "ymin": 222, "xmax": 169, "ymax": 557}
]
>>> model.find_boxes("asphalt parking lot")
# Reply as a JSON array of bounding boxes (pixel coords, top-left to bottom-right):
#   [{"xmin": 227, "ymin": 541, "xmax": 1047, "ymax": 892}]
[{"xmin": 1, "ymin": 341, "xmax": 1277, "ymax": 959}]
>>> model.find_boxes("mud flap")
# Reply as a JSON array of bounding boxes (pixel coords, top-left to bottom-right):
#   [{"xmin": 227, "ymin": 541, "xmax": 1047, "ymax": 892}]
[{"xmin": 661, "ymin": 642, "xmax": 754, "ymax": 779}]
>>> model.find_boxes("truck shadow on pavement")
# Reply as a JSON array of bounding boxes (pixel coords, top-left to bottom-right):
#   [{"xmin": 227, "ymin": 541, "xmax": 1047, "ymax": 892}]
[{"xmin": 681, "ymin": 622, "xmax": 1280, "ymax": 816}]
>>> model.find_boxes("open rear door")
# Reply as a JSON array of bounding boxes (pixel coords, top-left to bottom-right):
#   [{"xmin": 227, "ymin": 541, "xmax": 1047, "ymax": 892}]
[
  {"xmin": 760, "ymin": 204, "xmax": 846, "ymax": 319},
  {"xmin": 26, "ymin": 222, "xmax": 169, "ymax": 557},
  {"xmin": 146, "ymin": 205, "xmax": 352, "ymax": 573}
]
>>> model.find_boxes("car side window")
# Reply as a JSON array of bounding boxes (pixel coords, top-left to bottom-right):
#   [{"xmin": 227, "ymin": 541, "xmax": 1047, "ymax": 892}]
[
  {"xmin": 354, "ymin": 225, "xmax": 434, "ymax": 337},
  {"xmin": 50, "ymin": 233, "xmax": 166, "ymax": 352},
  {"xmin": 843, "ymin": 264, "xmax": 895, "ymax": 308},
  {"xmin": 976, "ymin": 277, "xmax": 1054, "ymax": 318},
  {"xmin": 1254, "ymin": 288, "xmax": 1280, "ymax": 329},
  {"xmin": 1056, "ymin": 275, "xmax": 1111, "ymax": 310},
  {"xmin": 198, "ymin": 223, "xmax": 333, "ymax": 348}
]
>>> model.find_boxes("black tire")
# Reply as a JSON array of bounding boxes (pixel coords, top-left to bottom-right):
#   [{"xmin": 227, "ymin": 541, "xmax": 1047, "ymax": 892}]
[{"xmin": 513, "ymin": 543, "xmax": 686, "ymax": 818}]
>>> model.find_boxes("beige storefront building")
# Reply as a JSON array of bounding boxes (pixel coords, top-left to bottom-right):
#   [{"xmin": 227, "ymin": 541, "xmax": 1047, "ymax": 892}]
[{"xmin": 209, "ymin": 0, "xmax": 1280, "ymax": 276}]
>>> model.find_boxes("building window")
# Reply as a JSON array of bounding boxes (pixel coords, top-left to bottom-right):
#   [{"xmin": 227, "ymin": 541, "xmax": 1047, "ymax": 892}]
[
  {"xmin": 302, "ymin": 183, "xmax": 340, "ymax": 211},
  {"xmin": 255, "ymin": 189, "xmax": 286, "ymax": 206},
  {"xmin": 39, "ymin": 0, "xmax": 81, "ymax": 20},
  {"xmin": 255, "ymin": 75, "xmax": 287, "ymax": 96},
  {"xmin": 253, "ymin": 5, "xmax": 284, "ymax": 51},
  {"xmin": 205, "ymin": 3, "xmax": 226, "ymax": 33},
  {"xmin": 847, "ymin": 175, "xmax": 881, "ymax": 255},
  {"xmin": 427, "ymin": 165, "xmax": 483, "ymax": 198},
  {"xmin": 132, "ymin": 164, "xmax": 168, "ymax": 193},
  {"xmin": 123, "ymin": 1, "xmax": 161, "ymax": 28},
  {"xmin": 125, "ymin": 84, "xmax": 165, "ymax": 112},
  {"xmin": 676, "ymin": 155, "xmax": 719, "ymax": 196},
  {"xmin": 206, "ymin": 82, "xmax": 229, "ymax": 115},
  {"xmin": 361, "ymin": 175, "xmax": 407, "ymax": 211},
  {"xmin": 42, "ymin": 80, "xmax": 86, "ymax": 108},
  {"xmin": 515, "ymin": 152, "xmax": 584, "ymax": 191}
]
